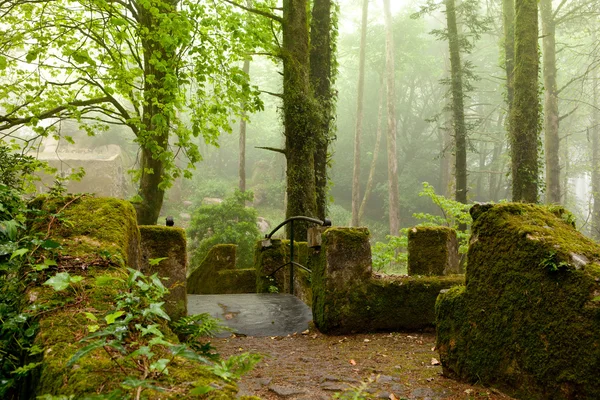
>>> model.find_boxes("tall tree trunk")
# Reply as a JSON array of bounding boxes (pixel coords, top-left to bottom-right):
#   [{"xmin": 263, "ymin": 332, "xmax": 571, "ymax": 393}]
[
  {"xmin": 358, "ymin": 76, "xmax": 384, "ymax": 223},
  {"xmin": 351, "ymin": 0, "xmax": 368, "ymax": 227},
  {"xmin": 238, "ymin": 59, "xmax": 250, "ymax": 193},
  {"xmin": 239, "ymin": 0, "xmax": 254, "ymax": 194},
  {"xmin": 592, "ymin": 71, "xmax": 600, "ymax": 239},
  {"xmin": 382, "ymin": 0, "xmax": 400, "ymax": 235},
  {"xmin": 540, "ymin": 0, "xmax": 560, "ymax": 204},
  {"xmin": 283, "ymin": 0, "xmax": 317, "ymax": 238},
  {"xmin": 135, "ymin": 0, "xmax": 179, "ymax": 225},
  {"xmin": 503, "ymin": 0, "xmax": 515, "ymax": 113},
  {"xmin": 510, "ymin": 0, "xmax": 539, "ymax": 203},
  {"xmin": 310, "ymin": 0, "xmax": 334, "ymax": 222},
  {"xmin": 445, "ymin": 0, "xmax": 468, "ymax": 204}
]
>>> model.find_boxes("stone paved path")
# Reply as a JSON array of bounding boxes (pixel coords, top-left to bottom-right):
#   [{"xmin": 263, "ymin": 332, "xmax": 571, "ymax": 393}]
[{"xmin": 212, "ymin": 331, "xmax": 515, "ymax": 400}]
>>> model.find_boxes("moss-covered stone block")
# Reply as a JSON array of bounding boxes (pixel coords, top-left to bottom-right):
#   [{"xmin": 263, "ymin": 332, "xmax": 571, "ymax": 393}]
[
  {"xmin": 312, "ymin": 227, "xmax": 464, "ymax": 334},
  {"xmin": 139, "ymin": 225, "xmax": 187, "ymax": 321},
  {"xmin": 436, "ymin": 203, "xmax": 600, "ymax": 399},
  {"xmin": 29, "ymin": 195, "xmax": 141, "ymax": 268},
  {"xmin": 188, "ymin": 244, "xmax": 255, "ymax": 294},
  {"xmin": 408, "ymin": 226, "xmax": 459, "ymax": 276}
]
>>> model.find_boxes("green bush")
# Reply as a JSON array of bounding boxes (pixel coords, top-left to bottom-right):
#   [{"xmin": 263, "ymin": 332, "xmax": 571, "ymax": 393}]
[{"xmin": 188, "ymin": 190, "xmax": 260, "ymax": 270}]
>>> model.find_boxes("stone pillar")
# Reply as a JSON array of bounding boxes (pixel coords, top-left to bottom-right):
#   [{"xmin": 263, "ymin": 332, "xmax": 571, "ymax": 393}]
[
  {"xmin": 407, "ymin": 226, "xmax": 459, "ymax": 276},
  {"xmin": 311, "ymin": 227, "xmax": 372, "ymax": 333},
  {"xmin": 139, "ymin": 226, "xmax": 187, "ymax": 321},
  {"xmin": 255, "ymin": 239, "xmax": 288, "ymax": 293}
]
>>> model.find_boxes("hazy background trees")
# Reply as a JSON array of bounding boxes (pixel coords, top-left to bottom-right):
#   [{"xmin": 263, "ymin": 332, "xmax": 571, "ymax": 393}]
[{"xmin": 2, "ymin": 0, "xmax": 600, "ymax": 266}]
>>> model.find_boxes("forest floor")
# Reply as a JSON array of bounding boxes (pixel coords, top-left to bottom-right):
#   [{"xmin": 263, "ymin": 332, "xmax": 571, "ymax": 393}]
[{"xmin": 213, "ymin": 330, "xmax": 515, "ymax": 400}]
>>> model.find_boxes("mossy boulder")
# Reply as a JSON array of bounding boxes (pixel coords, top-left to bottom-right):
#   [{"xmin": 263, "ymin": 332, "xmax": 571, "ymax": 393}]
[
  {"xmin": 408, "ymin": 226, "xmax": 459, "ymax": 275},
  {"xmin": 188, "ymin": 244, "xmax": 256, "ymax": 294},
  {"xmin": 139, "ymin": 225, "xmax": 187, "ymax": 320},
  {"xmin": 436, "ymin": 203, "xmax": 600, "ymax": 399}
]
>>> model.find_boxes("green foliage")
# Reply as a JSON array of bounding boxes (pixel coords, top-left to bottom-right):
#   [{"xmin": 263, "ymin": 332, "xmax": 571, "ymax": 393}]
[
  {"xmin": 208, "ymin": 352, "xmax": 262, "ymax": 382},
  {"xmin": 372, "ymin": 183, "xmax": 471, "ymax": 274},
  {"xmin": 188, "ymin": 190, "xmax": 260, "ymax": 269},
  {"xmin": 66, "ymin": 268, "xmax": 209, "ymax": 397},
  {"xmin": 171, "ymin": 313, "xmax": 229, "ymax": 358}
]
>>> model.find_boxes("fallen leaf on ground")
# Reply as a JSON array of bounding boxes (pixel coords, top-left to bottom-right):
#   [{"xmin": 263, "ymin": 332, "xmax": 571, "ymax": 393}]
[
  {"xmin": 431, "ymin": 358, "xmax": 440, "ymax": 365},
  {"xmin": 349, "ymin": 359, "xmax": 357, "ymax": 366}
]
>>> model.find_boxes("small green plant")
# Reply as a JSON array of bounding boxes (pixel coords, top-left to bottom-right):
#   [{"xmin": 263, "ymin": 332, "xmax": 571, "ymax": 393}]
[
  {"xmin": 188, "ymin": 190, "xmax": 261, "ymax": 269},
  {"xmin": 372, "ymin": 182, "xmax": 472, "ymax": 274},
  {"xmin": 171, "ymin": 313, "xmax": 229, "ymax": 358},
  {"xmin": 540, "ymin": 251, "xmax": 570, "ymax": 272},
  {"xmin": 332, "ymin": 376, "xmax": 377, "ymax": 399}
]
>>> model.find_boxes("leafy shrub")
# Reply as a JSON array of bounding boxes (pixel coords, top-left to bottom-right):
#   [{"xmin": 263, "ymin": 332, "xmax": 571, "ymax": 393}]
[{"xmin": 187, "ymin": 190, "xmax": 260, "ymax": 269}]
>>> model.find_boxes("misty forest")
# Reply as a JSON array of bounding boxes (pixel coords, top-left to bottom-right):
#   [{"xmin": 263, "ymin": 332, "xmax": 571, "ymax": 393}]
[{"xmin": 2, "ymin": 0, "xmax": 600, "ymax": 398}]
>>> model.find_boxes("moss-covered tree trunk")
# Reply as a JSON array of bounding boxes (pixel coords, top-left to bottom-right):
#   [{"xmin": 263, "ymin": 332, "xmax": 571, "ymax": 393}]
[
  {"xmin": 510, "ymin": 0, "xmax": 539, "ymax": 203},
  {"xmin": 592, "ymin": 70, "xmax": 600, "ymax": 239},
  {"xmin": 283, "ymin": 0, "xmax": 317, "ymax": 238},
  {"xmin": 445, "ymin": 0, "xmax": 468, "ymax": 205},
  {"xmin": 502, "ymin": 0, "xmax": 515, "ymax": 114},
  {"xmin": 135, "ymin": 0, "xmax": 179, "ymax": 225},
  {"xmin": 351, "ymin": 0, "xmax": 368, "ymax": 227},
  {"xmin": 310, "ymin": 0, "xmax": 334, "ymax": 222},
  {"xmin": 383, "ymin": 0, "xmax": 400, "ymax": 235},
  {"xmin": 540, "ymin": 0, "xmax": 560, "ymax": 204}
]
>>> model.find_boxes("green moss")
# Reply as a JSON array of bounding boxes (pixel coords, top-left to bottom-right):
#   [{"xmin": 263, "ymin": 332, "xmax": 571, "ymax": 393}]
[
  {"xmin": 407, "ymin": 226, "xmax": 459, "ymax": 276},
  {"xmin": 139, "ymin": 225, "xmax": 186, "ymax": 257},
  {"xmin": 438, "ymin": 203, "xmax": 600, "ymax": 399},
  {"xmin": 29, "ymin": 195, "xmax": 141, "ymax": 268},
  {"xmin": 311, "ymin": 227, "xmax": 464, "ymax": 334}
]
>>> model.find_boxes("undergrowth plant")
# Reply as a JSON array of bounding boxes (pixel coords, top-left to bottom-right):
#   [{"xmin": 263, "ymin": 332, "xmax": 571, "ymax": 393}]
[{"xmin": 372, "ymin": 182, "xmax": 472, "ymax": 274}]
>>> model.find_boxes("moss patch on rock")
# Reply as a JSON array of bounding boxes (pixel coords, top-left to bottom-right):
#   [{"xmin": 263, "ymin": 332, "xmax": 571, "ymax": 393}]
[
  {"xmin": 255, "ymin": 239, "xmax": 310, "ymax": 296},
  {"xmin": 436, "ymin": 203, "xmax": 600, "ymax": 399},
  {"xmin": 408, "ymin": 226, "xmax": 459, "ymax": 276},
  {"xmin": 29, "ymin": 195, "xmax": 141, "ymax": 268}
]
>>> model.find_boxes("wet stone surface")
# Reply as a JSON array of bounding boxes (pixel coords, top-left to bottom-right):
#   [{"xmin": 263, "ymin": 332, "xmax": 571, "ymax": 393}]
[{"xmin": 187, "ymin": 293, "xmax": 312, "ymax": 337}]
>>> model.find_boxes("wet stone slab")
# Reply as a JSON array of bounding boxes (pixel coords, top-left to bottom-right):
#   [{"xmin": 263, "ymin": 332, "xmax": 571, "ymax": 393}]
[{"xmin": 187, "ymin": 293, "xmax": 312, "ymax": 337}]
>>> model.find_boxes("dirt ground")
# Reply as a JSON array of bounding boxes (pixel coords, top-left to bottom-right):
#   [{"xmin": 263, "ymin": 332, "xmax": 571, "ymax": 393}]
[{"xmin": 212, "ymin": 330, "xmax": 515, "ymax": 400}]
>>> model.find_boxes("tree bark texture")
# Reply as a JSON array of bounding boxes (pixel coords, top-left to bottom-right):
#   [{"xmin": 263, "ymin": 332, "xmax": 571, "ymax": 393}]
[
  {"xmin": 351, "ymin": 0, "xmax": 368, "ymax": 227},
  {"xmin": 540, "ymin": 0, "xmax": 561, "ymax": 204},
  {"xmin": 310, "ymin": 0, "xmax": 333, "ymax": 222},
  {"xmin": 510, "ymin": 0, "xmax": 539, "ymax": 203},
  {"xmin": 445, "ymin": 0, "xmax": 468, "ymax": 204},
  {"xmin": 503, "ymin": 0, "xmax": 515, "ymax": 113},
  {"xmin": 135, "ymin": 0, "xmax": 179, "ymax": 225},
  {"xmin": 382, "ymin": 0, "xmax": 400, "ymax": 235},
  {"xmin": 283, "ymin": 0, "xmax": 317, "ymax": 239}
]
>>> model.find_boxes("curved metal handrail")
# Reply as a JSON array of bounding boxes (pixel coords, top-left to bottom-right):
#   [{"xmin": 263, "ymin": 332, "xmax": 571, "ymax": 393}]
[
  {"xmin": 263, "ymin": 215, "xmax": 331, "ymax": 294},
  {"xmin": 266, "ymin": 216, "xmax": 331, "ymax": 239}
]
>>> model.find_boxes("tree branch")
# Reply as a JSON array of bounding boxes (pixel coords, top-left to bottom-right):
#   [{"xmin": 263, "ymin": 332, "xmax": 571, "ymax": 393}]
[
  {"xmin": 256, "ymin": 146, "xmax": 286, "ymax": 155},
  {"xmin": 220, "ymin": 0, "xmax": 283, "ymax": 23},
  {"xmin": 0, "ymin": 96, "xmax": 112, "ymax": 131},
  {"xmin": 259, "ymin": 90, "xmax": 283, "ymax": 98}
]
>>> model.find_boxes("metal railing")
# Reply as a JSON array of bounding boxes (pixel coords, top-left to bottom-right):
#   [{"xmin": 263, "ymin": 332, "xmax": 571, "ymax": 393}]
[{"xmin": 262, "ymin": 216, "xmax": 331, "ymax": 294}]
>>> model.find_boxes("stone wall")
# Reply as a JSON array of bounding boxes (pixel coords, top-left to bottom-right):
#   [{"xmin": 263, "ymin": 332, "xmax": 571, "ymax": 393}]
[
  {"xmin": 311, "ymin": 227, "xmax": 464, "ymax": 334},
  {"xmin": 436, "ymin": 203, "xmax": 600, "ymax": 399},
  {"xmin": 188, "ymin": 244, "xmax": 256, "ymax": 294}
]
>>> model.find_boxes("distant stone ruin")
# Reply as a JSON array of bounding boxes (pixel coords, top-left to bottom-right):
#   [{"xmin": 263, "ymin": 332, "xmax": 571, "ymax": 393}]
[{"xmin": 34, "ymin": 141, "xmax": 131, "ymax": 197}]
